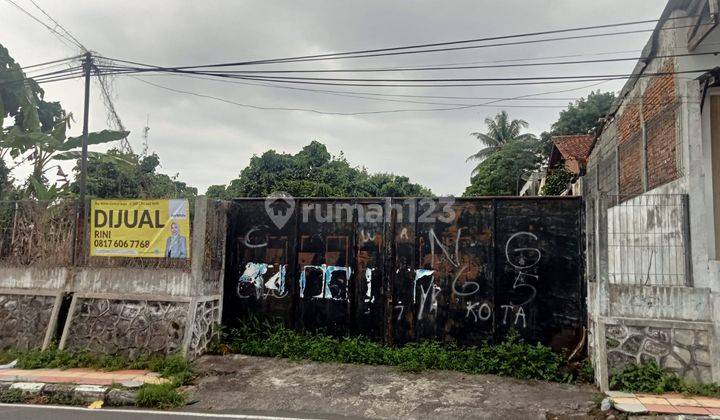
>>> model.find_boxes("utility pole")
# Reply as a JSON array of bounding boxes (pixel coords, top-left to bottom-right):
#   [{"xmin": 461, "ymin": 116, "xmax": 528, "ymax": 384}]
[{"xmin": 73, "ymin": 51, "xmax": 92, "ymax": 264}]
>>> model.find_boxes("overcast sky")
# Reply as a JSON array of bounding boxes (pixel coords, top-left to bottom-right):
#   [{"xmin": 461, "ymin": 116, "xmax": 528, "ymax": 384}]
[{"xmin": 1, "ymin": 0, "xmax": 669, "ymax": 195}]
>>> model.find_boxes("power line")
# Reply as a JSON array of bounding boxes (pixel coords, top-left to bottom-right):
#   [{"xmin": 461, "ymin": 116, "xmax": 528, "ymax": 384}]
[
  {"xmin": 122, "ymin": 72, "xmax": 586, "ymax": 102},
  {"xmin": 175, "ymin": 68, "xmax": 711, "ymax": 83},
  {"xmin": 129, "ymin": 75, "xmax": 696, "ymax": 117},
  {"xmin": 7, "ymin": 0, "xmax": 133, "ymax": 153},
  {"xmin": 2, "ymin": 0, "xmax": 81, "ymax": 50},
  {"xmin": 158, "ymin": 51, "xmax": 720, "ymax": 75},
  {"xmin": 94, "ymin": 45, "xmax": 715, "ymax": 88},
  {"xmin": 128, "ymin": 75, "xmax": 569, "ymax": 115},
  {"xmin": 19, "ymin": 54, "xmax": 82, "ymax": 70},
  {"xmin": 167, "ymin": 14, "xmax": 702, "ymax": 69},
  {"xmin": 25, "ymin": 0, "xmax": 86, "ymax": 50},
  {"xmin": 0, "ymin": 66, "xmax": 84, "ymax": 86}
]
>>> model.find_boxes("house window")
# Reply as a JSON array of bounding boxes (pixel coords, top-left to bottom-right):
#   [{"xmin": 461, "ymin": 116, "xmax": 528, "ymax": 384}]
[{"xmin": 710, "ymin": 95, "xmax": 720, "ymax": 259}]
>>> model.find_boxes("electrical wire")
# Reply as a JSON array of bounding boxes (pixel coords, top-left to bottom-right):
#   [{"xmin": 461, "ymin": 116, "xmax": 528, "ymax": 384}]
[
  {"xmin": 26, "ymin": 0, "xmax": 87, "ymax": 51},
  {"xmin": 129, "ymin": 75, "xmax": 695, "ymax": 117},
  {"xmin": 19, "ymin": 54, "xmax": 82, "ymax": 70},
  {"xmin": 144, "ymin": 51, "xmax": 719, "ymax": 75},
  {"xmin": 164, "ymin": 15, "xmax": 703, "ymax": 68},
  {"xmin": 2, "ymin": 0, "xmax": 82, "ymax": 50},
  {"xmin": 128, "ymin": 75, "xmax": 569, "ymax": 115}
]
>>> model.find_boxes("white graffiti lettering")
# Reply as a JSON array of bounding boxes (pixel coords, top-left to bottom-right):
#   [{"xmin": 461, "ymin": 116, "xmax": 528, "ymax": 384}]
[
  {"xmin": 395, "ymin": 304, "xmax": 404, "ymax": 321},
  {"xmin": 500, "ymin": 304, "xmax": 527, "ymax": 328},
  {"xmin": 243, "ymin": 226, "xmax": 268, "ymax": 248},
  {"xmin": 299, "ymin": 264, "xmax": 352, "ymax": 300},
  {"xmin": 237, "ymin": 262, "xmax": 287, "ymax": 299},
  {"xmin": 465, "ymin": 301, "xmax": 493, "ymax": 322}
]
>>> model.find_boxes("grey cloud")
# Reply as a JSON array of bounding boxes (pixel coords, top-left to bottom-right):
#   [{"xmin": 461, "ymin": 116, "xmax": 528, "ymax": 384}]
[{"xmin": 2, "ymin": 0, "xmax": 668, "ymax": 195}]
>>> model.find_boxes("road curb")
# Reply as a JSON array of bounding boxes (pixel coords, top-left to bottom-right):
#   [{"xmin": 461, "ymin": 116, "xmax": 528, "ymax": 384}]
[{"xmin": 0, "ymin": 381, "xmax": 138, "ymax": 405}]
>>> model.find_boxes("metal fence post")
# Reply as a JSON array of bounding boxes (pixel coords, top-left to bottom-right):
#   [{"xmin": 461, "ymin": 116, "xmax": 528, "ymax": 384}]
[{"xmin": 681, "ymin": 194, "xmax": 693, "ymax": 287}]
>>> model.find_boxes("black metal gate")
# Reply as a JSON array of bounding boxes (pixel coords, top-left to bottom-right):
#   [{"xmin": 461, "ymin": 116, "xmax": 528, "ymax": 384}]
[{"xmin": 223, "ymin": 197, "xmax": 584, "ymax": 350}]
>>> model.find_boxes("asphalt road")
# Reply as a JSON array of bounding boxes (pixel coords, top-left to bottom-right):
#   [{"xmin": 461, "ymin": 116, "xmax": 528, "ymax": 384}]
[{"xmin": 0, "ymin": 404, "xmax": 326, "ymax": 420}]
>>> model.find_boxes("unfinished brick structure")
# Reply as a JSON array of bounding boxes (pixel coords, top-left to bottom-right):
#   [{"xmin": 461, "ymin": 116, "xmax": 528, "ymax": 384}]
[{"xmin": 583, "ymin": 0, "xmax": 720, "ymax": 390}]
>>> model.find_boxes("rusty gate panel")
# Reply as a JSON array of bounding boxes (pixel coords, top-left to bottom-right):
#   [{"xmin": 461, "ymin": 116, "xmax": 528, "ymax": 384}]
[
  {"xmin": 353, "ymin": 200, "xmax": 386, "ymax": 339},
  {"xmin": 225, "ymin": 199, "xmax": 297, "ymax": 325},
  {"xmin": 493, "ymin": 198, "xmax": 584, "ymax": 350},
  {"xmin": 295, "ymin": 199, "xmax": 354, "ymax": 336}
]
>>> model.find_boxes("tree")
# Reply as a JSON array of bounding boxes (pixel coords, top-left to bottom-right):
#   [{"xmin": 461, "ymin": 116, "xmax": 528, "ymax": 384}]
[
  {"xmin": 467, "ymin": 110, "xmax": 536, "ymax": 173},
  {"xmin": 206, "ymin": 141, "xmax": 432, "ymax": 198},
  {"xmin": 0, "ymin": 43, "xmax": 42, "ymax": 154},
  {"xmin": 463, "ymin": 138, "xmax": 544, "ymax": 197},
  {"xmin": 536, "ymin": 91, "xmax": 616, "ymax": 161},
  {"xmin": 0, "ymin": 43, "xmax": 128, "ymax": 199},
  {"xmin": 551, "ymin": 91, "xmax": 615, "ymax": 135},
  {"xmin": 70, "ymin": 148, "xmax": 197, "ymax": 199}
]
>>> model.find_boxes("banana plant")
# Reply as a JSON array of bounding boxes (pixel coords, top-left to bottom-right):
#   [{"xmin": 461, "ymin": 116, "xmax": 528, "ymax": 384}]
[
  {"xmin": 8, "ymin": 110, "xmax": 129, "ymax": 199},
  {"xmin": 0, "ymin": 43, "xmax": 43, "ymax": 161}
]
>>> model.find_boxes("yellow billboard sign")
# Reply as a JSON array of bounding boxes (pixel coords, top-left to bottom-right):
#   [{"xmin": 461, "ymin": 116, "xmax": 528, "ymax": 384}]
[{"xmin": 90, "ymin": 199, "xmax": 191, "ymax": 258}]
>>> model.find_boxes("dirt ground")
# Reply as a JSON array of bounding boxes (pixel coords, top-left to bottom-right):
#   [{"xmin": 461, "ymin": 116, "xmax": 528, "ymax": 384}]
[{"xmin": 183, "ymin": 355, "xmax": 601, "ymax": 419}]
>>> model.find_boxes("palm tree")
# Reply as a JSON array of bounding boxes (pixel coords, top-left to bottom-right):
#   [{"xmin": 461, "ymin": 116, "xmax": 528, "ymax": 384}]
[{"xmin": 467, "ymin": 110, "xmax": 536, "ymax": 172}]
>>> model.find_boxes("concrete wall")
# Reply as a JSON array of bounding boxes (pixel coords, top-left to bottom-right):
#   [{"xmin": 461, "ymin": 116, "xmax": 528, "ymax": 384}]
[
  {"xmin": 223, "ymin": 197, "xmax": 585, "ymax": 351},
  {"xmin": 0, "ymin": 197, "xmax": 227, "ymax": 358},
  {"xmin": 584, "ymin": 4, "xmax": 720, "ymax": 388}
]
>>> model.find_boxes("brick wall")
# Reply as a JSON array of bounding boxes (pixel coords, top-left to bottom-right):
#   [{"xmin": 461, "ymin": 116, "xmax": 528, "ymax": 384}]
[
  {"xmin": 618, "ymin": 135, "xmax": 643, "ymax": 197},
  {"xmin": 617, "ymin": 103, "xmax": 641, "ymax": 146},
  {"xmin": 647, "ymin": 108, "xmax": 678, "ymax": 189},
  {"xmin": 612, "ymin": 58, "xmax": 678, "ymax": 198},
  {"xmin": 642, "ymin": 60, "xmax": 676, "ymax": 121}
]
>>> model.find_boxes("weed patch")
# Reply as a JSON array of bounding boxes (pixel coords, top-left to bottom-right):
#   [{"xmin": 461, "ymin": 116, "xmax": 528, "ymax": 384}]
[
  {"xmin": 136, "ymin": 383, "xmax": 186, "ymax": 409},
  {"xmin": 610, "ymin": 362, "xmax": 720, "ymax": 397},
  {"xmin": 213, "ymin": 318, "xmax": 579, "ymax": 383},
  {"xmin": 0, "ymin": 347, "xmax": 194, "ymax": 409},
  {"xmin": 0, "ymin": 388, "xmax": 23, "ymax": 404},
  {"xmin": 4, "ymin": 347, "xmax": 193, "ymax": 385}
]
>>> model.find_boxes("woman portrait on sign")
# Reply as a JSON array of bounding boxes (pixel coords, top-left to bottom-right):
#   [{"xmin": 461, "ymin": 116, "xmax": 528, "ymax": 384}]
[{"xmin": 166, "ymin": 221, "xmax": 188, "ymax": 258}]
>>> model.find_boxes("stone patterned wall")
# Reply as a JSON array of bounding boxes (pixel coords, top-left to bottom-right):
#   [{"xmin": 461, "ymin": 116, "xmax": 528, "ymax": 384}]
[
  {"xmin": 64, "ymin": 298, "xmax": 188, "ymax": 358},
  {"xmin": 187, "ymin": 299, "xmax": 220, "ymax": 358},
  {"xmin": 0, "ymin": 294, "xmax": 55, "ymax": 350},
  {"xmin": 606, "ymin": 323, "xmax": 712, "ymax": 383}
]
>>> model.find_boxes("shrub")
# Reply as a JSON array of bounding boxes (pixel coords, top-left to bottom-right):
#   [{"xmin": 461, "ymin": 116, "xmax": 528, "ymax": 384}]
[
  {"xmin": 610, "ymin": 362, "xmax": 681, "ymax": 394},
  {"xmin": 136, "ymin": 383, "xmax": 186, "ymax": 409},
  {"xmin": 609, "ymin": 361, "xmax": 720, "ymax": 397}
]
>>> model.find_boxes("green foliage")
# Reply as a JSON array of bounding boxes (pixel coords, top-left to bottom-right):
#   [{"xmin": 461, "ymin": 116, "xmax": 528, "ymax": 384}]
[
  {"xmin": 0, "ymin": 43, "xmax": 42, "ymax": 136},
  {"xmin": 70, "ymin": 148, "xmax": 197, "ymax": 199},
  {"xmin": 541, "ymin": 166, "xmax": 574, "ymax": 196},
  {"xmin": 207, "ymin": 141, "xmax": 432, "ymax": 198},
  {"xmin": 578, "ymin": 359, "xmax": 595, "ymax": 384},
  {"xmin": 463, "ymin": 138, "xmax": 544, "ymax": 196},
  {"xmin": 550, "ymin": 91, "xmax": 616, "ymax": 136},
  {"xmin": 610, "ymin": 361, "xmax": 720, "ymax": 397},
  {"xmin": 136, "ymin": 383, "xmax": 186, "ymax": 409},
  {"xmin": 213, "ymin": 319, "xmax": 571, "ymax": 382},
  {"xmin": 5, "ymin": 346, "xmax": 193, "ymax": 384},
  {"xmin": 1, "ymin": 43, "xmax": 129, "ymax": 199},
  {"xmin": 610, "ymin": 361, "xmax": 682, "ymax": 394},
  {"xmin": 0, "ymin": 388, "xmax": 23, "ymax": 403},
  {"xmin": 3, "ymin": 346, "xmax": 193, "ymax": 408},
  {"xmin": 0, "ymin": 386, "xmax": 85, "ymax": 405},
  {"xmin": 533, "ymin": 90, "xmax": 615, "ymax": 161}
]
